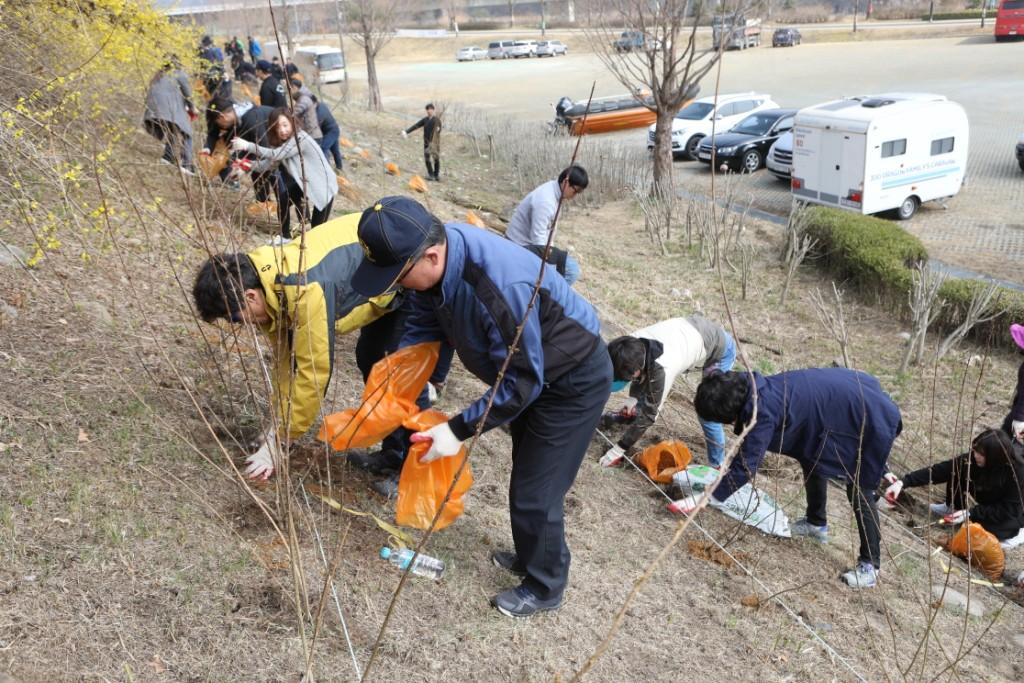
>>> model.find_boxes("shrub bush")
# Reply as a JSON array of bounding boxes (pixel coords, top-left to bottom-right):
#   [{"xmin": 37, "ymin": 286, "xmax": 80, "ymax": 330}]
[{"xmin": 921, "ymin": 10, "xmax": 988, "ymax": 19}]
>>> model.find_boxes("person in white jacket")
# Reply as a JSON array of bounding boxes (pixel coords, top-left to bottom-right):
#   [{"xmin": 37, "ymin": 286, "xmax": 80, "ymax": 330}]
[{"xmin": 601, "ymin": 313, "xmax": 736, "ymax": 468}]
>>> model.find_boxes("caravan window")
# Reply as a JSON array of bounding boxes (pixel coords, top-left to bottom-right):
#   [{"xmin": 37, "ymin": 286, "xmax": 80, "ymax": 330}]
[
  {"xmin": 881, "ymin": 139, "xmax": 907, "ymax": 158},
  {"xmin": 930, "ymin": 137, "xmax": 955, "ymax": 155}
]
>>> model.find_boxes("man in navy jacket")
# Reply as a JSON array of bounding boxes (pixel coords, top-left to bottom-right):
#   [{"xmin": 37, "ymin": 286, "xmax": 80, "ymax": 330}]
[
  {"xmin": 351, "ymin": 196, "xmax": 612, "ymax": 617},
  {"xmin": 693, "ymin": 368, "xmax": 903, "ymax": 588}
]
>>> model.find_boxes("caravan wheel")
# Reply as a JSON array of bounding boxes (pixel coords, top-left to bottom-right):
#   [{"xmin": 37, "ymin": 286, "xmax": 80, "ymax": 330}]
[{"xmin": 896, "ymin": 196, "xmax": 919, "ymax": 221}]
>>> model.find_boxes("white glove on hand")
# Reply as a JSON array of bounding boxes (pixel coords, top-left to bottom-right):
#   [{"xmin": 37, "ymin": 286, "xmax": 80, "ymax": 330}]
[
  {"xmin": 884, "ymin": 478, "xmax": 904, "ymax": 505},
  {"xmin": 1013, "ymin": 420, "xmax": 1024, "ymax": 442},
  {"xmin": 667, "ymin": 495, "xmax": 700, "ymax": 516},
  {"xmin": 400, "ymin": 130, "xmax": 408, "ymax": 139},
  {"xmin": 427, "ymin": 381, "xmax": 439, "ymax": 405},
  {"xmin": 943, "ymin": 509, "xmax": 968, "ymax": 525},
  {"xmin": 244, "ymin": 431, "xmax": 280, "ymax": 481},
  {"xmin": 620, "ymin": 397, "xmax": 638, "ymax": 419},
  {"xmin": 599, "ymin": 445, "xmax": 625, "ymax": 467},
  {"xmin": 230, "ymin": 137, "xmax": 250, "ymax": 153},
  {"xmin": 411, "ymin": 421, "xmax": 463, "ymax": 463}
]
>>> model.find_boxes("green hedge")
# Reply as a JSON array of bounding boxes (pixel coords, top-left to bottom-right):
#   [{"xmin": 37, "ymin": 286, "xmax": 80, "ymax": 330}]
[
  {"xmin": 804, "ymin": 207, "xmax": 1023, "ymax": 349},
  {"xmin": 921, "ymin": 10, "xmax": 987, "ymax": 19}
]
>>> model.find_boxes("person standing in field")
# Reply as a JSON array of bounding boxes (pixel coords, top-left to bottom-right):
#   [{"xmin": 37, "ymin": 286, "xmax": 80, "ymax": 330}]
[
  {"xmin": 143, "ymin": 57, "xmax": 197, "ymax": 175},
  {"xmin": 402, "ymin": 103, "xmax": 442, "ymax": 181}
]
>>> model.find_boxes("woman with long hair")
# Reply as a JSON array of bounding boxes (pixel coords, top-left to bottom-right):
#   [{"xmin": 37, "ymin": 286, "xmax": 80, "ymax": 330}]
[
  {"xmin": 886, "ymin": 428, "xmax": 1024, "ymax": 541},
  {"xmin": 143, "ymin": 57, "xmax": 196, "ymax": 174},
  {"xmin": 231, "ymin": 107, "xmax": 337, "ymax": 239}
]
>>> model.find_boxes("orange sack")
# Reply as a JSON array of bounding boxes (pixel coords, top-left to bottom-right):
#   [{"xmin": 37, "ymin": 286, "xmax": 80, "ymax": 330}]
[
  {"xmin": 318, "ymin": 342, "xmax": 440, "ymax": 451},
  {"xmin": 464, "ymin": 211, "xmax": 486, "ymax": 228},
  {"xmin": 636, "ymin": 440, "xmax": 692, "ymax": 484},
  {"xmin": 395, "ymin": 409, "xmax": 473, "ymax": 530},
  {"xmin": 408, "ymin": 175, "xmax": 427, "ymax": 193},
  {"xmin": 946, "ymin": 522, "xmax": 1005, "ymax": 581}
]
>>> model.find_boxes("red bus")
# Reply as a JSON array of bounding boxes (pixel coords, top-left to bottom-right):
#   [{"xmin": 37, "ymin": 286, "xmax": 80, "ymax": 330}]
[{"xmin": 995, "ymin": 0, "xmax": 1024, "ymax": 41}]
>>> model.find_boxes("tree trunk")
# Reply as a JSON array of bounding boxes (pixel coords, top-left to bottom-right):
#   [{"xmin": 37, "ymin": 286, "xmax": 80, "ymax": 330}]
[
  {"xmin": 364, "ymin": 41, "xmax": 381, "ymax": 111},
  {"xmin": 651, "ymin": 108, "xmax": 675, "ymax": 196}
]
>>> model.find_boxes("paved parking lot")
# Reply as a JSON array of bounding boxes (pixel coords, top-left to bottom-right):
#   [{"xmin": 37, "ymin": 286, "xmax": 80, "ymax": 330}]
[{"xmin": 374, "ymin": 36, "xmax": 1024, "ymax": 283}]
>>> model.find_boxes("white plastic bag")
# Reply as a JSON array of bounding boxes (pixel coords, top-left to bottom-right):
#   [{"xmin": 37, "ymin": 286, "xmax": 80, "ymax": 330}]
[{"xmin": 710, "ymin": 483, "xmax": 791, "ymax": 538}]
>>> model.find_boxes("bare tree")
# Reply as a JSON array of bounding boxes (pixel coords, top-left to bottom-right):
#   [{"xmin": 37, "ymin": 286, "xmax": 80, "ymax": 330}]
[
  {"xmin": 936, "ymin": 281, "xmax": 1003, "ymax": 361},
  {"xmin": 811, "ymin": 282, "xmax": 852, "ymax": 368},
  {"xmin": 779, "ymin": 205, "xmax": 816, "ymax": 306},
  {"xmin": 587, "ymin": 0, "xmax": 738, "ymax": 194},
  {"xmin": 347, "ymin": 0, "xmax": 398, "ymax": 112},
  {"xmin": 899, "ymin": 262, "xmax": 946, "ymax": 373}
]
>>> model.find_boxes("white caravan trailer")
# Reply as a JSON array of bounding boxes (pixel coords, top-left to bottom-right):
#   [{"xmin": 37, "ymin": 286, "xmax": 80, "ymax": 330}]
[{"xmin": 790, "ymin": 94, "xmax": 969, "ymax": 220}]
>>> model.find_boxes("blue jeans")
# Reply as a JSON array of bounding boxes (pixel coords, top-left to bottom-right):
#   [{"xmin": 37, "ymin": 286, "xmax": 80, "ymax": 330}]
[
  {"xmin": 319, "ymin": 128, "xmax": 343, "ymax": 169},
  {"xmin": 698, "ymin": 332, "xmax": 736, "ymax": 466},
  {"xmin": 564, "ymin": 253, "xmax": 581, "ymax": 286}
]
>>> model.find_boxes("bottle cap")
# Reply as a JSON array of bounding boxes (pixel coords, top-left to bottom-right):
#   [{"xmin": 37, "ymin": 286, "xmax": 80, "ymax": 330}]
[{"xmin": 379, "ymin": 547, "xmax": 391, "ymax": 559}]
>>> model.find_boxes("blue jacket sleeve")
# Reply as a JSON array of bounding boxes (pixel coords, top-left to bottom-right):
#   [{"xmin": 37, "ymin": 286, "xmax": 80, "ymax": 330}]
[
  {"xmin": 397, "ymin": 292, "xmax": 444, "ymax": 348},
  {"xmin": 447, "ymin": 283, "xmax": 545, "ymax": 441},
  {"xmin": 713, "ymin": 414, "xmax": 775, "ymax": 502}
]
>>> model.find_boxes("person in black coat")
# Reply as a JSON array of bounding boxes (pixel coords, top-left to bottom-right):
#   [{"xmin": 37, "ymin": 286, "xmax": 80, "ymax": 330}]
[
  {"xmin": 207, "ymin": 99, "xmax": 277, "ymax": 201},
  {"xmin": 401, "ymin": 103, "xmax": 442, "ymax": 181},
  {"xmin": 255, "ymin": 60, "xmax": 287, "ymax": 109},
  {"xmin": 316, "ymin": 102, "xmax": 343, "ymax": 169},
  {"xmin": 886, "ymin": 428, "xmax": 1024, "ymax": 540},
  {"xmin": 1002, "ymin": 323, "xmax": 1024, "ymax": 442}
]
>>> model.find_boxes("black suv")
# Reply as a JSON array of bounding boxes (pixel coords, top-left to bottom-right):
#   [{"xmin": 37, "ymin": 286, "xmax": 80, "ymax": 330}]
[
  {"xmin": 772, "ymin": 27, "xmax": 802, "ymax": 47},
  {"xmin": 697, "ymin": 109, "xmax": 797, "ymax": 173}
]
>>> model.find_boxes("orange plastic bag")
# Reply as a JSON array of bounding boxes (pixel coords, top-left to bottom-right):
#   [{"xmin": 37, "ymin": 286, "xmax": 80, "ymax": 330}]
[
  {"xmin": 395, "ymin": 409, "xmax": 473, "ymax": 530},
  {"xmin": 636, "ymin": 441, "xmax": 692, "ymax": 484},
  {"xmin": 465, "ymin": 211, "xmax": 486, "ymax": 228},
  {"xmin": 946, "ymin": 522, "xmax": 1005, "ymax": 581},
  {"xmin": 359, "ymin": 149, "xmax": 371, "ymax": 160},
  {"xmin": 408, "ymin": 175, "xmax": 427, "ymax": 193},
  {"xmin": 198, "ymin": 140, "xmax": 230, "ymax": 179},
  {"xmin": 385, "ymin": 162, "xmax": 400, "ymax": 176},
  {"xmin": 318, "ymin": 342, "xmax": 440, "ymax": 451},
  {"xmin": 340, "ymin": 137, "xmax": 355, "ymax": 148}
]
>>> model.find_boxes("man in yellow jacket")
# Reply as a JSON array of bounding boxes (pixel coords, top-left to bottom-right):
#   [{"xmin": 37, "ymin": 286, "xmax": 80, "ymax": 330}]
[{"xmin": 192, "ymin": 213, "xmax": 399, "ymax": 480}]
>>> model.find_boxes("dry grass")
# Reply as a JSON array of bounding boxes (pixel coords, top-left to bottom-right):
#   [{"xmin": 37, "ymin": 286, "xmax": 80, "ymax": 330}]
[{"xmin": 1, "ymin": 94, "xmax": 1023, "ymax": 683}]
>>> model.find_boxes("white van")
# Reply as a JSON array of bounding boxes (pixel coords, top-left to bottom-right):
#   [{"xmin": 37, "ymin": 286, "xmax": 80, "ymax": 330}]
[
  {"xmin": 647, "ymin": 92, "xmax": 777, "ymax": 159},
  {"xmin": 292, "ymin": 45, "xmax": 345, "ymax": 85},
  {"xmin": 791, "ymin": 94, "xmax": 969, "ymax": 220},
  {"xmin": 487, "ymin": 40, "xmax": 515, "ymax": 59}
]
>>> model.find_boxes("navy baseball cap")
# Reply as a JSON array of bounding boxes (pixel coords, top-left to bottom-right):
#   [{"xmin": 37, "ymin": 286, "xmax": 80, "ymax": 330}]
[
  {"xmin": 352, "ymin": 196, "xmax": 436, "ymax": 296},
  {"xmin": 255, "ymin": 59, "xmax": 273, "ymax": 72}
]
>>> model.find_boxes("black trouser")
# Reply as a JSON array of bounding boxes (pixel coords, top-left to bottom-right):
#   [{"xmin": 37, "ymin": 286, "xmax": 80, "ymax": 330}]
[
  {"xmin": 424, "ymin": 148, "xmax": 440, "ymax": 178},
  {"xmin": 144, "ymin": 119, "xmax": 193, "ymax": 170},
  {"xmin": 252, "ymin": 169, "xmax": 276, "ymax": 202},
  {"xmin": 507, "ymin": 341, "xmax": 612, "ymax": 600},
  {"xmin": 277, "ymin": 170, "xmax": 333, "ymax": 238},
  {"xmin": 802, "ymin": 463, "xmax": 882, "ymax": 569}
]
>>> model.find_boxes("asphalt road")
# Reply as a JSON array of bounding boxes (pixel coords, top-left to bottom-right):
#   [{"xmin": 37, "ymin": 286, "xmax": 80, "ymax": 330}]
[{"xmin": 366, "ymin": 35, "xmax": 1024, "ymax": 284}]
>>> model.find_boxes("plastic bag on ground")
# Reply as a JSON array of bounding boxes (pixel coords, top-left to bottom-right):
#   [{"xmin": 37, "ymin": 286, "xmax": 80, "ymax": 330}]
[
  {"xmin": 385, "ymin": 162, "xmax": 400, "ymax": 176},
  {"xmin": 465, "ymin": 211, "xmax": 486, "ymax": 228},
  {"xmin": 709, "ymin": 483, "xmax": 792, "ymax": 538},
  {"xmin": 408, "ymin": 175, "xmax": 427, "ymax": 193},
  {"xmin": 636, "ymin": 440, "xmax": 692, "ymax": 484},
  {"xmin": 318, "ymin": 342, "xmax": 440, "ymax": 451},
  {"xmin": 340, "ymin": 137, "xmax": 354, "ymax": 148},
  {"xmin": 198, "ymin": 140, "xmax": 230, "ymax": 179},
  {"xmin": 672, "ymin": 464, "xmax": 720, "ymax": 496},
  {"xmin": 395, "ymin": 409, "xmax": 473, "ymax": 530},
  {"xmin": 947, "ymin": 522, "xmax": 1006, "ymax": 580}
]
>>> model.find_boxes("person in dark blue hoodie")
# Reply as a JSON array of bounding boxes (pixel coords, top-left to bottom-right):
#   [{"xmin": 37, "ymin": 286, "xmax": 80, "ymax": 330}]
[
  {"xmin": 692, "ymin": 368, "xmax": 903, "ymax": 589},
  {"xmin": 350, "ymin": 196, "xmax": 612, "ymax": 618}
]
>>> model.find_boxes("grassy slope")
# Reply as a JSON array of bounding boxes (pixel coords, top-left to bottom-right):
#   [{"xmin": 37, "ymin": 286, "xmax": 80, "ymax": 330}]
[{"xmin": 1, "ymin": 102, "xmax": 1023, "ymax": 682}]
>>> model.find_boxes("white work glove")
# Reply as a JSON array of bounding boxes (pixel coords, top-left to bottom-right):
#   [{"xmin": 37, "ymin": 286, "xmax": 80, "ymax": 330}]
[
  {"xmin": 400, "ymin": 130, "xmax": 408, "ymax": 139},
  {"xmin": 427, "ymin": 381, "xmax": 440, "ymax": 405},
  {"xmin": 883, "ymin": 477, "xmax": 903, "ymax": 505},
  {"xmin": 200, "ymin": 147, "xmax": 211, "ymax": 156},
  {"xmin": 244, "ymin": 431, "xmax": 280, "ymax": 481},
  {"xmin": 599, "ymin": 444, "xmax": 625, "ymax": 467},
  {"xmin": 230, "ymin": 137, "xmax": 250, "ymax": 153},
  {"xmin": 620, "ymin": 397, "xmax": 638, "ymax": 419},
  {"xmin": 410, "ymin": 421, "xmax": 463, "ymax": 463},
  {"xmin": 942, "ymin": 509, "xmax": 968, "ymax": 525},
  {"xmin": 667, "ymin": 495, "xmax": 700, "ymax": 516},
  {"xmin": 1013, "ymin": 420, "xmax": 1024, "ymax": 442}
]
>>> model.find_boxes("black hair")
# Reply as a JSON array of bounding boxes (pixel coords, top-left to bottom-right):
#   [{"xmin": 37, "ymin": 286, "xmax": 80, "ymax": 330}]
[
  {"xmin": 192, "ymin": 253, "xmax": 261, "ymax": 323},
  {"xmin": 607, "ymin": 336, "xmax": 646, "ymax": 381},
  {"xmin": 289, "ymin": 78, "xmax": 303, "ymax": 90},
  {"xmin": 209, "ymin": 96, "xmax": 234, "ymax": 116},
  {"xmin": 425, "ymin": 102, "xmax": 435, "ymax": 110},
  {"xmin": 558, "ymin": 164, "xmax": 589, "ymax": 190},
  {"xmin": 971, "ymin": 428, "xmax": 1023, "ymax": 493},
  {"xmin": 285, "ymin": 63, "xmax": 300, "ymax": 76},
  {"xmin": 695, "ymin": 371, "xmax": 751, "ymax": 425}
]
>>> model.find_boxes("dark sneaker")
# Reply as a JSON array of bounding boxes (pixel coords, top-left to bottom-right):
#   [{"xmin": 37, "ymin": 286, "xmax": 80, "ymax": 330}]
[
  {"xmin": 491, "ymin": 585, "xmax": 562, "ymax": 618},
  {"xmin": 490, "ymin": 550, "xmax": 527, "ymax": 577},
  {"xmin": 371, "ymin": 473, "xmax": 399, "ymax": 499},
  {"xmin": 346, "ymin": 449, "xmax": 402, "ymax": 475}
]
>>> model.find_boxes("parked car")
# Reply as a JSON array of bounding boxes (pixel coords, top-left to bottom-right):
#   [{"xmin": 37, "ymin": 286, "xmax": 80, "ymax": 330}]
[
  {"xmin": 487, "ymin": 40, "xmax": 515, "ymax": 59},
  {"xmin": 646, "ymin": 92, "xmax": 777, "ymax": 159},
  {"xmin": 536, "ymin": 40, "xmax": 567, "ymax": 57},
  {"xmin": 766, "ymin": 131, "xmax": 793, "ymax": 180},
  {"xmin": 456, "ymin": 46, "xmax": 487, "ymax": 61},
  {"xmin": 508, "ymin": 40, "xmax": 538, "ymax": 58},
  {"xmin": 697, "ymin": 108, "xmax": 797, "ymax": 173},
  {"xmin": 1017, "ymin": 132, "xmax": 1024, "ymax": 171},
  {"xmin": 772, "ymin": 27, "xmax": 802, "ymax": 47},
  {"xmin": 614, "ymin": 30, "xmax": 660, "ymax": 52}
]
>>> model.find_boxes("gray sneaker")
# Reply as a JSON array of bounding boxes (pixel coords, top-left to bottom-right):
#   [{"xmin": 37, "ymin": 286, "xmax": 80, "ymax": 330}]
[
  {"xmin": 841, "ymin": 562, "xmax": 878, "ymax": 588},
  {"xmin": 929, "ymin": 502, "xmax": 952, "ymax": 516},
  {"xmin": 371, "ymin": 473, "xmax": 399, "ymax": 499},
  {"xmin": 791, "ymin": 517, "xmax": 829, "ymax": 544}
]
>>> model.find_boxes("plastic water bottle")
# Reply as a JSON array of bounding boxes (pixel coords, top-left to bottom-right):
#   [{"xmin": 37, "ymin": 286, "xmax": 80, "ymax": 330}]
[{"xmin": 379, "ymin": 547, "xmax": 445, "ymax": 580}]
